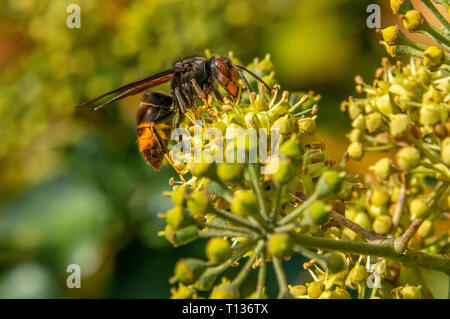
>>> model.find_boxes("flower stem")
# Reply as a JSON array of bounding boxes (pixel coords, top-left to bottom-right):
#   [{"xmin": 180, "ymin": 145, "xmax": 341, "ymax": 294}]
[
  {"xmin": 247, "ymin": 164, "xmax": 269, "ymax": 219},
  {"xmin": 293, "ymin": 234, "xmax": 450, "ymax": 275},
  {"xmin": 210, "ymin": 207, "xmax": 262, "ymax": 233},
  {"xmin": 232, "ymin": 240, "xmax": 264, "ymax": 287},
  {"xmin": 277, "ymin": 192, "xmax": 318, "ymax": 226},
  {"xmin": 272, "ymin": 256, "xmax": 292, "ymax": 299},
  {"xmin": 255, "ymin": 250, "xmax": 267, "ymax": 298}
]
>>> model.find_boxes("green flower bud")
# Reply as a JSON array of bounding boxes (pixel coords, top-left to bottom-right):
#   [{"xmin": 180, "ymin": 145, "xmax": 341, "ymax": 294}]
[
  {"xmin": 327, "ymin": 252, "xmax": 347, "ymax": 274},
  {"xmin": 231, "ymin": 190, "xmax": 258, "ymax": 217},
  {"xmin": 381, "ymin": 26, "xmax": 400, "ymax": 45},
  {"xmin": 280, "ymin": 137, "xmax": 302, "ymax": 157},
  {"xmin": 370, "ymin": 157, "xmax": 391, "ymax": 180},
  {"xmin": 174, "ymin": 258, "xmax": 207, "ymax": 284},
  {"xmin": 352, "ymin": 114, "xmax": 366, "ymax": 129},
  {"xmin": 396, "ymin": 146, "xmax": 421, "ymax": 170},
  {"xmin": 297, "ymin": 117, "xmax": 316, "ymax": 135},
  {"xmin": 289, "ymin": 285, "xmax": 307, "ymax": 297},
  {"xmin": 166, "ymin": 206, "xmax": 188, "ymax": 230},
  {"xmin": 172, "ymin": 186, "xmax": 189, "ymax": 207},
  {"xmin": 375, "ymin": 94, "xmax": 393, "ymax": 115},
  {"xmin": 400, "ymin": 285, "xmax": 422, "ymax": 299},
  {"xmin": 423, "ymin": 46, "xmax": 445, "ymax": 70},
  {"xmin": 347, "ymin": 263, "xmax": 368, "ymax": 285},
  {"xmin": 315, "ymin": 170, "xmax": 343, "ymax": 198},
  {"xmin": 365, "ymin": 112, "xmax": 383, "ymax": 133},
  {"xmin": 373, "ymin": 215, "xmax": 393, "ymax": 235},
  {"xmin": 348, "ymin": 129, "xmax": 362, "ymax": 143},
  {"xmin": 402, "ymin": 10, "xmax": 423, "ymax": 32},
  {"xmin": 304, "ymin": 200, "xmax": 331, "ymax": 225},
  {"xmin": 422, "ymin": 87, "xmax": 442, "ymax": 105},
  {"xmin": 420, "ymin": 105, "xmax": 441, "ymax": 126},
  {"xmin": 371, "ymin": 189, "xmax": 390, "ymax": 207},
  {"xmin": 191, "ymin": 162, "xmax": 212, "ymax": 177},
  {"xmin": 345, "ymin": 208, "xmax": 358, "ymax": 221},
  {"xmin": 307, "ymin": 280, "xmax": 325, "ymax": 299},
  {"xmin": 272, "ymin": 113, "xmax": 295, "ymax": 135},
  {"xmin": 342, "ymin": 227, "xmax": 359, "ymax": 241},
  {"xmin": 205, "ymin": 238, "xmax": 232, "ymax": 265},
  {"xmin": 417, "ymin": 219, "xmax": 434, "ymax": 238},
  {"xmin": 217, "ymin": 163, "xmax": 243, "ymax": 183},
  {"xmin": 267, "ymin": 233, "xmax": 293, "ymax": 258},
  {"xmin": 210, "ymin": 284, "xmax": 239, "ymax": 299},
  {"xmin": 347, "ymin": 142, "xmax": 364, "ymax": 160},
  {"xmin": 324, "ymin": 226, "xmax": 342, "ymax": 240},
  {"xmin": 273, "ymin": 159, "xmax": 295, "ymax": 184},
  {"xmin": 170, "ymin": 283, "xmax": 196, "ymax": 299},
  {"xmin": 354, "ymin": 212, "xmax": 372, "ymax": 231},
  {"xmin": 348, "ymin": 102, "xmax": 362, "ymax": 120},
  {"xmin": 187, "ymin": 192, "xmax": 210, "ymax": 216},
  {"xmin": 390, "ymin": 114, "xmax": 409, "ymax": 136},
  {"xmin": 409, "ymin": 198, "xmax": 427, "ymax": 219},
  {"xmin": 210, "ymin": 121, "xmax": 227, "ymax": 135},
  {"xmin": 165, "ymin": 225, "xmax": 200, "ymax": 247},
  {"xmin": 441, "ymin": 138, "xmax": 450, "ymax": 166},
  {"xmin": 330, "ymin": 287, "xmax": 351, "ymax": 299},
  {"xmin": 251, "ymin": 95, "xmax": 268, "ymax": 112}
]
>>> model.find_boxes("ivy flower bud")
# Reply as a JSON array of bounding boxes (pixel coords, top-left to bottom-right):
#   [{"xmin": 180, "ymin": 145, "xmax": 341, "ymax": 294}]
[
  {"xmin": 315, "ymin": 170, "xmax": 343, "ymax": 198},
  {"xmin": 330, "ymin": 287, "xmax": 351, "ymax": 299},
  {"xmin": 348, "ymin": 129, "xmax": 362, "ymax": 143},
  {"xmin": 187, "ymin": 191, "xmax": 210, "ymax": 216},
  {"xmin": 371, "ymin": 189, "xmax": 390, "ymax": 207},
  {"xmin": 297, "ymin": 117, "xmax": 316, "ymax": 135},
  {"xmin": 441, "ymin": 138, "xmax": 450, "ymax": 166},
  {"xmin": 375, "ymin": 94, "xmax": 393, "ymax": 115},
  {"xmin": 273, "ymin": 159, "xmax": 295, "ymax": 184},
  {"xmin": 165, "ymin": 225, "xmax": 200, "ymax": 247},
  {"xmin": 289, "ymin": 285, "xmax": 307, "ymax": 297},
  {"xmin": 280, "ymin": 137, "xmax": 302, "ymax": 157},
  {"xmin": 417, "ymin": 219, "xmax": 434, "ymax": 238},
  {"xmin": 327, "ymin": 252, "xmax": 347, "ymax": 274},
  {"xmin": 396, "ymin": 146, "xmax": 421, "ymax": 170},
  {"xmin": 174, "ymin": 258, "xmax": 208, "ymax": 284},
  {"xmin": 370, "ymin": 157, "xmax": 391, "ymax": 180},
  {"xmin": 402, "ymin": 10, "xmax": 423, "ymax": 32},
  {"xmin": 191, "ymin": 162, "xmax": 212, "ymax": 177},
  {"xmin": 166, "ymin": 206, "xmax": 188, "ymax": 230},
  {"xmin": 365, "ymin": 112, "xmax": 383, "ymax": 133},
  {"xmin": 420, "ymin": 105, "xmax": 441, "ymax": 126},
  {"xmin": 381, "ymin": 26, "xmax": 399, "ymax": 45},
  {"xmin": 423, "ymin": 46, "xmax": 445, "ymax": 70},
  {"xmin": 205, "ymin": 238, "xmax": 232, "ymax": 265},
  {"xmin": 348, "ymin": 102, "xmax": 362, "ymax": 120},
  {"xmin": 409, "ymin": 198, "xmax": 427, "ymax": 219},
  {"xmin": 217, "ymin": 163, "xmax": 243, "ymax": 183},
  {"xmin": 231, "ymin": 190, "xmax": 258, "ymax": 217},
  {"xmin": 272, "ymin": 113, "xmax": 295, "ymax": 135},
  {"xmin": 304, "ymin": 200, "xmax": 331, "ymax": 225},
  {"xmin": 347, "ymin": 142, "xmax": 364, "ymax": 160},
  {"xmin": 172, "ymin": 186, "xmax": 189, "ymax": 207},
  {"xmin": 373, "ymin": 215, "xmax": 392, "ymax": 235},
  {"xmin": 210, "ymin": 284, "xmax": 239, "ymax": 299},
  {"xmin": 390, "ymin": 114, "xmax": 409, "ymax": 136},
  {"xmin": 347, "ymin": 263, "xmax": 368, "ymax": 286},
  {"xmin": 354, "ymin": 212, "xmax": 372, "ymax": 231},
  {"xmin": 267, "ymin": 233, "xmax": 293, "ymax": 258},
  {"xmin": 307, "ymin": 280, "xmax": 325, "ymax": 299},
  {"xmin": 400, "ymin": 285, "xmax": 422, "ymax": 299}
]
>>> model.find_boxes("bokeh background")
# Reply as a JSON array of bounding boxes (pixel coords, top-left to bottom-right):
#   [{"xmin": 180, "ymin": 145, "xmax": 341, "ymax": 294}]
[{"xmin": 0, "ymin": 0, "xmax": 413, "ymax": 298}]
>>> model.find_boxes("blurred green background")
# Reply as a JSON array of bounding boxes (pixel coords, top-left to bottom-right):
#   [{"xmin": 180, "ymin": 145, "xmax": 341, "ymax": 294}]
[{"xmin": 0, "ymin": 0, "xmax": 392, "ymax": 298}]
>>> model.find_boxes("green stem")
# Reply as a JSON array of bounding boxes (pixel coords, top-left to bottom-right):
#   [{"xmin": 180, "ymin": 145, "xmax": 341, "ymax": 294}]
[
  {"xmin": 421, "ymin": 0, "xmax": 450, "ymax": 31},
  {"xmin": 198, "ymin": 229, "xmax": 254, "ymax": 239},
  {"xmin": 365, "ymin": 144, "xmax": 398, "ymax": 152},
  {"xmin": 421, "ymin": 20, "xmax": 450, "ymax": 49},
  {"xmin": 255, "ymin": 250, "xmax": 267, "ymax": 298},
  {"xmin": 194, "ymin": 219, "xmax": 256, "ymax": 237},
  {"xmin": 269, "ymin": 181, "xmax": 283, "ymax": 224},
  {"xmin": 232, "ymin": 240, "xmax": 264, "ymax": 287},
  {"xmin": 272, "ymin": 256, "xmax": 292, "ymax": 298},
  {"xmin": 293, "ymin": 234, "xmax": 450, "ymax": 275},
  {"xmin": 247, "ymin": 164, "xmax": 269, "ymax": 219},
  {"xmin": 211, "ymin": 207, "xmax": 262, "ymax": 233}
]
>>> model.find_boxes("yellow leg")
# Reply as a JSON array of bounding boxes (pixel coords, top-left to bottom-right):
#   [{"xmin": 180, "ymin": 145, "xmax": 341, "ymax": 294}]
[{"xmin": 164, "ymin": 153, "xmax": 186, "ymax": 183}]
